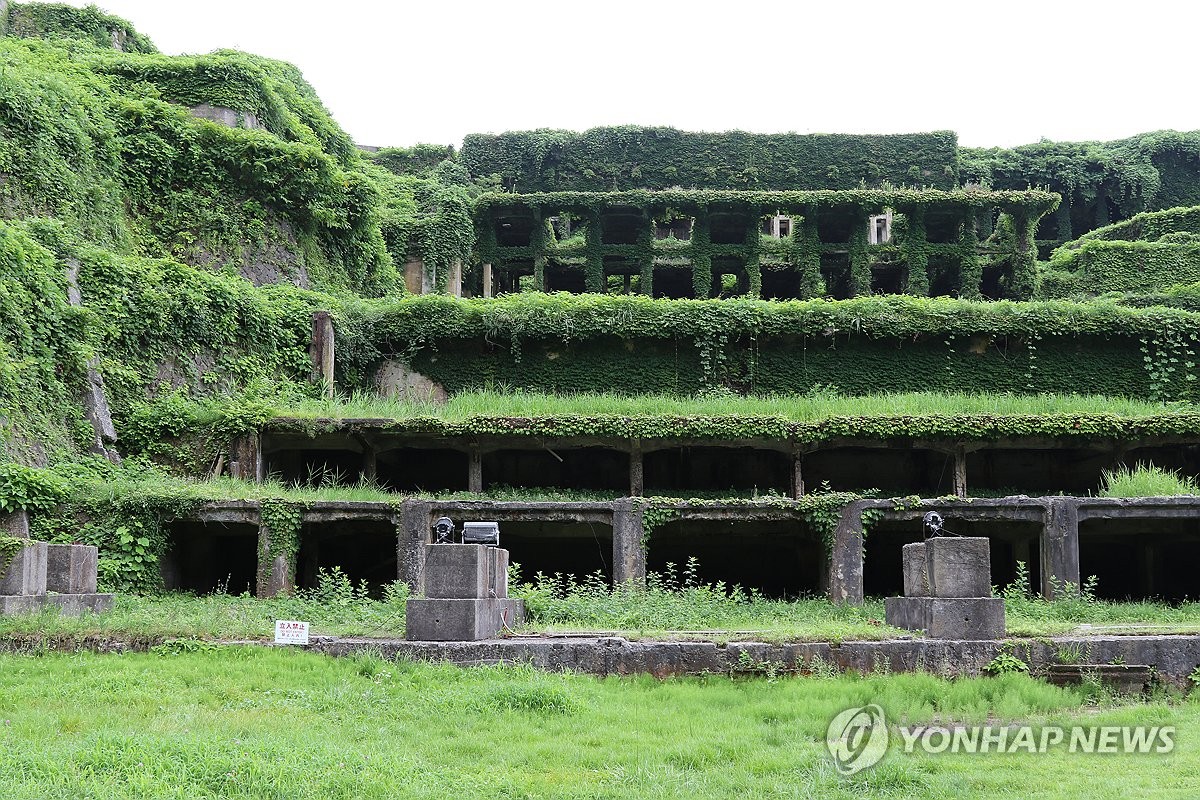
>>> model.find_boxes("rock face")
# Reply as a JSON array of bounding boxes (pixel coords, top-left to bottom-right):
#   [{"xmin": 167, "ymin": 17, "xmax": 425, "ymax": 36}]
[
  {"xmin": 886, "ymin": 537, "xmax": 1005, "ymax": 640},
  {"xmin": 374, "ymin": 359, "xmax": 448, "ymax": 403}
]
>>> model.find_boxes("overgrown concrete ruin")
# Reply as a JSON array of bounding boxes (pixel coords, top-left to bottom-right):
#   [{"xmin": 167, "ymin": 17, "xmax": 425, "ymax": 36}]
[{"xmin": 3, "ymin": 1, "xmax": 1200, "ymax": 654}]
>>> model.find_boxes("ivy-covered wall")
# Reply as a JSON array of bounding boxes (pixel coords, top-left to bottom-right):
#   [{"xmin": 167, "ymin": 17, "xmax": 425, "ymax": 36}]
[
  {"xmin": 0, "ymin": 22, "xmax": 397, "ymax": 296},
  {"xmin": 1040, "ymin": 206, "xmax": 1200, "ymax": 296},
  {"xmin": 961, "ymin": 131, "xmax": 1200, "ymax": 242},
  {"xmin": 336, "ymin": 294, "xmax": 1200, "ymax": 402},
  {"xmin": 461, "ymin": 127, "xmax": 960, "ymax": 192}
]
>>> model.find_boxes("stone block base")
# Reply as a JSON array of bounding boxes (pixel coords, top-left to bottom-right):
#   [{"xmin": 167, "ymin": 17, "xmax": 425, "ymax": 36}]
[
  {"xmin": 45, "ymin": 593, "xmax": 114, "ymax": 614},
  {"xmin": 902, "ymin": 542, "xmax": 929, "ymax": 596},
  {"xmin": 46, "ymin": 544, "xmax": 99, "ymax": 594},
  {"xmin": 0, "ymin": 593, "xmax": 115, "ymax": 616},
  {"xmin": 886, "ymin": 596, "xmax": 1005, "ymax": 639},
  {"xmin": 406, "ymin": 597, "xmax": 525, "ymax": 641},
  {"xmin": 423, "ymin": 544, "xmax": 508, "ymax": 599},
  {"xmin": 0, "ymin": 595, "xmax": 44, "ymax": 615},
  {"xmin": 0, "ymin": 541, "xmax": 47, "ymax": 595},
  {"xmin": 926, "ymin": 537, "xmax": 992, "ymax": 598}
]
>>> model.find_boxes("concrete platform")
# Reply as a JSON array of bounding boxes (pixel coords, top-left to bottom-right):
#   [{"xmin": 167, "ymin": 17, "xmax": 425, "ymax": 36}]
[
  {"xmin": 406, "ymin": 597, "xmax": 524, "ymax": 641},
  {"xmin": 885, "ymin": 596, "xmax": 1006, "ymax": 639},
  {"xmin": 0, "ymin": 594, "xmax": 115, "ymax": 616}
]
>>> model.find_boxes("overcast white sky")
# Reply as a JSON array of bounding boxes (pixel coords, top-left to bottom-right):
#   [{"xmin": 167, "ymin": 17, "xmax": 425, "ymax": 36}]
[{"xmin": 56, "ymin": 0, "xmax": 1198, "ymax": 149}]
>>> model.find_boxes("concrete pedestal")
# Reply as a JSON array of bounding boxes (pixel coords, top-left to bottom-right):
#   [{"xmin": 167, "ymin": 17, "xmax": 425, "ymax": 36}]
[
  {"xmin": 902, "ymin": 542, "xmax": 929, "ymax": 596},
  {"xmin": 46, "ymin": 544, "xmax": 98, "ymax": 594},
  {"xmin": 406, "ymin": 597, "xmax": 525, "ymax": 641},
  {"xmin": 885, "ymin": 596, "xmax": 1005, "ymax": 640},
  {"xmin": 0, "ymin": 541, "xmax": 47, "ymax": 595},
  {"xmin": 423, "ymin": 544, "xmax": 507, "ymax": 598},
  {"xmin": 407, "ymin": 544, "xmax": 520, "ymax": 641},
  {"xmin": 925, "ymin": 537, "xmax": 991, "ymax": 597}
]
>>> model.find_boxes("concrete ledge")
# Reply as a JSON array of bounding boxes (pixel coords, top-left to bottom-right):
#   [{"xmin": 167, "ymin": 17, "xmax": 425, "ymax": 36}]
[
  {"xmin": 0, "ymin": 593, "xmax": 115, "ymax": 616},
  {"xmin": 307, "ymin": 634, "xmax": 1200, "ymax": 684},
  {"xmin": 44, "ymin": 593, "xmax": 114, "ymax": 615}
]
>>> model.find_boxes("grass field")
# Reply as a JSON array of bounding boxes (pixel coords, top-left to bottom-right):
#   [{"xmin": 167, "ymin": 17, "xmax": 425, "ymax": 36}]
[{"xmin": 0, "ymin": 649, "xmax": 1195, "ymax": 799}]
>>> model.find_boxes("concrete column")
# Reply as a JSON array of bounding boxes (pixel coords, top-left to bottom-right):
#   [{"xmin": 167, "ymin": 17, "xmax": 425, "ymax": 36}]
[
  {"xmin": 230, "ymin": 433, "xmax": 262, "ymax": 482},
  {"xmin": 446, "ymin": 260, "xmax": 463, "ymax": 297},
  {"xmin": 953, "ymin": 446, "xmax": 967, "ymax": 498},
  {"xmin": 828, "ymin": 501, "xmax": 865, "ymax": 605},
  {"xmin": 404, "ymin": 257, "xmax": 425, "ymax": 294},
  {"xmin": 309, "ymin": 311, "xmax": 335, "ymax": 398},
  {"xmin": 790, "ymin": 449, "xmax": 805, "ymax": 498},
  {"xmin": 612, "ymin": 499, "xmax": 646, "ymax": 585},
  {"xmin": 1041, "ymin": 498, "xmax": 1081, "ymax": 599},
  {"xmin": 256, "ymin": 522, "xmax": 295, "ymax": 598},
  {"xmin": 361, "ymin": 445, "xmax": 377, "ymax": 482},
  {"xmin": 399, "ymin": 500, "xmax": 432, "ymax": 593},
  {"xmin": 482, "ymin": 263, "xmax": 493, "ymax": 298},
  {"xmin": 629, "ymin": 443, "xmax": 644, "ymax": 497},
  {"xmin": 468, "ymin": 447, "xmax": 483, "ymax": 493}
]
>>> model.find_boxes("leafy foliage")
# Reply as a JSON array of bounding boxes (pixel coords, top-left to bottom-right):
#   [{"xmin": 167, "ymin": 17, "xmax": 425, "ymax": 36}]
[{"xmin": 461, "ymin": 127, "xmax": 960, "ymax": 191}]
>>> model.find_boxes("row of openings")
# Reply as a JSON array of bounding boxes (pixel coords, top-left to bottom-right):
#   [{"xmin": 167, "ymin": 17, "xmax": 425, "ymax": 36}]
[
  {"xmin": 497, "ymin": 210, "xmax": 915, "ymax": 247},
  {"xmin": 163, "ymin": 517, "xmax": 1200, "ymax": 602},
  {"xmin": 265, "ymin": 445, "xmax": 1200, "ymax": 497}
]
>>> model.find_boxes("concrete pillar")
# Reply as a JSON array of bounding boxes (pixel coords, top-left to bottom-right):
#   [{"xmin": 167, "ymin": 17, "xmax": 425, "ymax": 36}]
[
  {"xmin": 468, "ymin": 447, "xmax": 483, "ymax": 493},
  {"xmin": 1141, "ymin": 542, "xmax": 1157, "ymax": 597},
  {"xmin": 447, "ymin": 259, "xmax": 462, "ymax": 297},
  {"xmin": 230, "ymin": 433, "xmax": 262, "ymax": 482},
  {"xmin": 404, "ymin": 257, "xmax": 426, "ymax": 294},
  {"xmin": 482, "ymin": 263, "xmax": 493, "ymax": 298},
  {"xmin": 612, "ymin": 499, "xmax": 646, "ymax": 585},
  {"xmin": 399, "ymin": 500, "xmax": 432, "ymax": 593},
  {"xmin": 828, "ymin": 501, "xmax": 865, "ymax": 605},
  {"xmin": 629, "ymin": 443, "xmax": 643, "ymax": 497},
  {"xmin": 256, "ymin": 522, "xmax": 295, "ymax": 598},
  {"xmin": 361, "ymin": 445, "xmax": 377, "ymax": 482},
  {"xmin": 1041, "ymin": 498, "xmax": 1081, "ymax": 599},
  {"xmin": 953, "ymin": 446, "xmax": 967, "ymax": 498},
  {"xmin": 309, "ymin": 311, "xmax": 335, "ymax": 398},
  {"xmin": 790, "ymin": 449, "xmax": 805, "ymax": 498}
]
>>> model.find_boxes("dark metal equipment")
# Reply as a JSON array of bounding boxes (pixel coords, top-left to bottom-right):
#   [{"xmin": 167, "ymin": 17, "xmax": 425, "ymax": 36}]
[
  {"xmin": 923, "ymin": 511, "xmax": 945, "ymax": 538},
  {"xmin": 433, "ymin": 516, "xmax": 455, "ymax": 544},
  {"xmin": 462, "ymin": 521, "xmax": 500, "ymax": 547}
]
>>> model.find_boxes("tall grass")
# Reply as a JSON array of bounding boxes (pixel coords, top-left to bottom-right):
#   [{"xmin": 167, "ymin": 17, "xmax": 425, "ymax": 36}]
[
  {"xmin": 513, "ymin": 560, "xmax": 894, "ymax": 642},
  {"xmin": 280, "ymin": 388, "xmax": 1190, "ymax": 422},
  {"xmin": 1099, "ymin": 463, "xmax": 1200, "ymax": 497}
]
